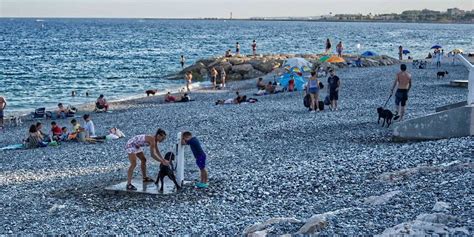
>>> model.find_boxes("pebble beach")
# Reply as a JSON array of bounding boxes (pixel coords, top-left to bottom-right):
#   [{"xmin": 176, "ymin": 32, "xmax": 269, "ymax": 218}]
[{"xmin": 0, "ymin": 63, "xmax": 472, "ymax": 235}]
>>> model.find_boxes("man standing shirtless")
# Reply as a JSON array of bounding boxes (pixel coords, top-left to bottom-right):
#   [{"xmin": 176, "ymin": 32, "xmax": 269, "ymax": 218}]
[
  {"xmin": 391, "ymin": 64, "xmax": 412, "ymax": 121},
  {"xmin": 0, "ymin": 96, "xmax": 6, "ymax": 129}
]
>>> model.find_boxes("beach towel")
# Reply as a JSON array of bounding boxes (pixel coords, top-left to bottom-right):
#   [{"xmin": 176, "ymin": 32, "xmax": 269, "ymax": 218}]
[{"xmin": 0, "ymin": 144, "xmax": 24, "ymax": 151}]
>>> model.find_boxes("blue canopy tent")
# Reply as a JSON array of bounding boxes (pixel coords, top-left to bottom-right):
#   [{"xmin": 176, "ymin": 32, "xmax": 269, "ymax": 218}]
[
  {"xmin": 431, "ymin": 44, "xmax": 442, "ymax": 49},
  {"xmin": 402, "ymin": 49, "xmax": 410, "ymax": 55},
  {"xmin": 361, "ymin": 51, "xmax": 378, "ymax": 57},
  {"xmin": 279, "ymin": 73, "xmax": 305, "ymax": 91}
]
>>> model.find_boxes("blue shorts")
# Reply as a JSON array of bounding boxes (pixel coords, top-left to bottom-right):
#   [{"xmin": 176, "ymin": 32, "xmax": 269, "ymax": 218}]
[
  {"xmin": 196, "ymin": 154, "xmax": 206, "ymax": 170},
  {"xmin": 395, "ymin": 89, "xmax": 408, "ymax": 107},
  {"xmin": 0, "ymin": 110, "xmax": 3, "ymax": 118},
  {"xmin": 309, "ymin": 88, "xmax": 319, "ymax": 94}
]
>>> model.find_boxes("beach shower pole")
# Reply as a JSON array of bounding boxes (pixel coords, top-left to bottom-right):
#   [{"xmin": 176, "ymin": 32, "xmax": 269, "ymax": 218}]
[
  {"xmin": 176, "ymin": 132, "xmax": 185, "ymax": 185},
  {"xmin": 456, "ymin": 54, "xmax": 474, "ymax": 104}
]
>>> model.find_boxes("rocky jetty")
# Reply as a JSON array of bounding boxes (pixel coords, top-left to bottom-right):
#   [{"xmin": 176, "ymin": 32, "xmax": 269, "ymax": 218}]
[{"xmin": 170, "ymin": 54, "xmax": 400, "ymax": 82}]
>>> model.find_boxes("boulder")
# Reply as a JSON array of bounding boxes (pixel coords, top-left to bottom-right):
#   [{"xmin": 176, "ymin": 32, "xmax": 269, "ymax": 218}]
[
  {"xmin": 209, "ymin": 61, "xmax": 232, "ymax": 72},
  {"xmin": 364, "ymin": 190, "xmax": 402, "ymax": 206},
  {"xmin": 376, "ymin": 220, "xmax": 469, "ymax": 236},
  {"xmin": 243, "ymin": 217, "xmax": 301, "ymax": 235},
  {"xmin": 196, "ymin": 57, "xmax": 218, "ymax": 66},
  {"xmin": 244, "ymin": 69, "xmax": 265, "ymax": 79},
  {"xmin": 432, "ymin": 201, "xmax": 451, "ymax": 213},
  {"xmin": 227, "ymin": 73, "xmax": 243, "ymax": 81},
  {"xmin": 228, "ymin": 57, "xmax": 246, "ymax": 65},
  {"xmin": 231, "ymin": 64, "xmax": 254, "ymax": 74},
  {"xmin": 297, "ymin": 208, "xmax": 352, "ymax": 235},
  {"xmin": 182, "ymin": 62, "xmax": 206, "ymax": 74},
  {"xmin": 249, "ymin": 59, "xmax": 282, "ymax": 73}
]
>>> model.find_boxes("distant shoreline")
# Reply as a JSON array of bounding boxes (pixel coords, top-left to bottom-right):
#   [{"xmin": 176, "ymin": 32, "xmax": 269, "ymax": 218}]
[{"xmin": 1, "ymin": 17, "xmax": 473, "ymax": 25}]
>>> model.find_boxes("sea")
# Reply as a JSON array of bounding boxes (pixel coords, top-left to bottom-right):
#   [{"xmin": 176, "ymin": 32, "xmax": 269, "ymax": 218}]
[{"xmin": 1, "ymin": 19, "xmax": 473, "ymax": 113}]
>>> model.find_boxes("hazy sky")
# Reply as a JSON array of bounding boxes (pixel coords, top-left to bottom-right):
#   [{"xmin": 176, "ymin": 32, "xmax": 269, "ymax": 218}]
[{"xmin": 1, "ymin": 0, "xmax": 472, "ymax": 18}]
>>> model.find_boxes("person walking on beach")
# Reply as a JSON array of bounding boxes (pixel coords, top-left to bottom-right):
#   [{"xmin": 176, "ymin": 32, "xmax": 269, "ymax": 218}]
[
  {"xmin": 180, "ymin": 55, "xmax": 186, "ymax": 68},
  {"xmin": 185, "ymin": 71, "xmax": 193, "ymax": 92},
  {"xmin": 251, "ymin": 40, "xmax": 257, "ymax": 56},
  {"xmin": 435, "ymin": 49, "xmax": 442, "ymax": 68},
  {"xmin": 125, "ymin": 129, "xmax": 168, "ymax": 191},
  {"xmin": 391, "ymin": 64, "xmax": 412, "ymax": 121},
  {"xmin": 325, "ymin": 39, "xmax": 332, "ymax": 55},
  {"xmin": 306, "ymin": 71, "xmax": 320, "ymax": 112},
  {"xmin": 181, "ymin": 131, "xmax": 209, "ymax": 188},
  {"xmin": 327, "ymin": 69, "xmax": 341, "ymax": 111},
  {"xmin": 398, "ymin": 45, "xmax": 403, "ymax": 60},
  {"xmin": 236, "ymin": 42, "xmax": 240, "ymax": 55},
  {"xmin": 0, "ymin": 96, "xmax": 6, "ymax": 129},
  {"xmin": 210, "ymin": 67, "xmax": 218, "ymax": 88},
  {"xmin": 336, "ymin": 41, "xmax": 343, "ymax": 57},
  {"xmin": 220, "ymin": 67, "xmax": 226, "ymax": 88}
]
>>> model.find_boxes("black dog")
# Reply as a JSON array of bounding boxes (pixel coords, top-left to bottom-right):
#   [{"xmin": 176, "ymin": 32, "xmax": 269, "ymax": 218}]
[
  {"xmin": 437, "ymin": 71, "xmax": 448, "ymax": 79},
  {"xmin": 146, "ymin": 89, "xmax": 157, "ymax": 96},
  {"xmin": 155, "ymin": 152, "xmax": 181, "ymax": 192},
  {"xmin": 377, "ymin": 107, "xmax": 394, "ymax": 127}
]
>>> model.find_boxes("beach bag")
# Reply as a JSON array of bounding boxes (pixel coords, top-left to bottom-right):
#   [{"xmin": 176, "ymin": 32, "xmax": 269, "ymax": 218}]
[
  {"xmin": 318, "ymin": 101, "xmax": 325, "ymax": 111},
  {"xmin": 319, "ymin": 82, "xmax": 324, "ymax": 89},
  {"xmin": 303, "ymin": 94, "xmax": 311, "ymax": 108},
  {"xmin": 324, "ymin": 95, "xmax": 331, "ymax": 105}
]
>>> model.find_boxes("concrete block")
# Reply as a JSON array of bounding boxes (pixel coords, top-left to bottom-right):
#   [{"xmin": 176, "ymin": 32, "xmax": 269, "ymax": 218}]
[
  {"xmin": 436, "ymin": 101, "xmax": 467, "ymax": 112},
  {"xmin": 450, "ymin": 80, "xmax": 468, "ymax": 88},
  {"xmin": 393, "ymin": 105, "xmax": 474, "ymax": 141},
  {"xmin": 105, "ymin": 178, "xmax": 179, "ymax": 195}
]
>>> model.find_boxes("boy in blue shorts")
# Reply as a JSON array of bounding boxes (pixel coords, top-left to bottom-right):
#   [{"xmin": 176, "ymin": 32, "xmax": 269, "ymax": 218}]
[{"xmin": 181, "ymin": 131, "xmax": 208, "ymax": 188}]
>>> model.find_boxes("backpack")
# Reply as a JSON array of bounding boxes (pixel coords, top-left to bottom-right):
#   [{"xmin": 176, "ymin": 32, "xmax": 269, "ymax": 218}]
[{"xmin": 304, "ymin": 94, "xmax": 311, "ymax": 108}]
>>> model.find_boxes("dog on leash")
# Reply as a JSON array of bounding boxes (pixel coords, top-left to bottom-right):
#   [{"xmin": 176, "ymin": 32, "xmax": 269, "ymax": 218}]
[
  {"xmin": 437, "ymin": 71, "xmax": 448, "ymax": 79},
  {"xmin": 377, "ymin": 107, "xmax": 394, "ymax": 128},
  {"xmin": 145, "ymin": 90, "xmax": 158, "ymax": 96},
  {"xmin": 155, "ymin": 152, "xmax": 181, "ymax": 192}
]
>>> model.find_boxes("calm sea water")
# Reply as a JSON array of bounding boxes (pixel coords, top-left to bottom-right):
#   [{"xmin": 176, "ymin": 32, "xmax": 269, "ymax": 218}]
[{"xmin": 1, "ymin": 19, "xmax": 473, "ymax": 112}]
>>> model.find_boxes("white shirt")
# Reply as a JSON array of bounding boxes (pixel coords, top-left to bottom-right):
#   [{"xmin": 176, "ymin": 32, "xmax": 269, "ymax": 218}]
[{"xmin": 84, "ymin": 120, "xmax": 96, "ymax": 137}]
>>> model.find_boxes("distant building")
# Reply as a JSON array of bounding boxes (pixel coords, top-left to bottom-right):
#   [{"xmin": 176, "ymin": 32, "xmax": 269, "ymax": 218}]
[
  {"xmin": 447, "ymin": 8, "xmax": 465, "ymax": 16},
  {"xmin": 334, "ymin": 14, "xmax": 363, "ymax": 20},
  {"xmin": 373, "ymin": 14, "xmax": 397, "ymax": 20}
]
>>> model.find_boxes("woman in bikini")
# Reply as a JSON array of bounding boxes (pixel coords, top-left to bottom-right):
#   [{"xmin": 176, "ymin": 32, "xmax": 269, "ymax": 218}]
[{"xmin": 125, "ymin": 128, "xmax": 169, "ymax": 190}]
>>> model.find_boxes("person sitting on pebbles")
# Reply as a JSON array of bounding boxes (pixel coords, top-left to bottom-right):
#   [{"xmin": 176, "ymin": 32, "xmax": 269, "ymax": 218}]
[
  {"xmin": 215, "ymin": 91, "xmax": 246, "ymax": 105},
  {"xmin": 165, "ymin": 92, "xmax": 176, "ymax": 102},
  {"xmin": 256, "ymin": 77, "xmax": 266, "ymax": 90},
  {"xmin": 124, "ymin": 129, "xmax": 169, "ymax": 191},
  {"xmin": 165, "ymin": 92, "xmax": 192, "ymax": 103}
]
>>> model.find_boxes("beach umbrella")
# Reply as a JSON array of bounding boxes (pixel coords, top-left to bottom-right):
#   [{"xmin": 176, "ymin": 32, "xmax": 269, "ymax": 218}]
[
  {"xmin": 361, "ymin": 51, "xmax": 378, "ymax": 57},
  {"xmin": 326, "ymin": 55, "xmax": 346, "ymax": 63},
  {"xmin": 431, "ymin": 44, "xmax": 442, "ymax": 49},
  {"xmin": 290, "ymin": 67, "xmax": 301, "ymax": 73},
  {"xmin": 283, "ymin": 57, "xmax": 312, "ymax": 69},
  {"xmin": 319, "ymin": 55, "xmax": 330, "ymax": 62},
  {"xmin": 402, "ymin": 49, "xmax": 410, "ymax": 55},
  {"xmin": 302, "ymin": 66, "xmax": 311, "ymax": 72},
  {"xmin": 451, "ymin": 49, "xmax": 463, "ymax": 54},
  {"xmin": 278, "ymin": 73, "xmax": 306, "ymax": 91}
]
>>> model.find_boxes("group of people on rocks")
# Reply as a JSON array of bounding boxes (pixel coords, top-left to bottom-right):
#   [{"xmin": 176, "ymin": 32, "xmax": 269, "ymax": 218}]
[{"xmin": 325, "ymin": 38, "xmax": 344, "ymax": 56}]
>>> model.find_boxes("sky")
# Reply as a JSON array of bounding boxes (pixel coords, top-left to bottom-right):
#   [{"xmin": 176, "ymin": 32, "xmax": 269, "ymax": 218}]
[{"xmin": 0, "ymin": 0, "xmax": 472, "ymax": 18}]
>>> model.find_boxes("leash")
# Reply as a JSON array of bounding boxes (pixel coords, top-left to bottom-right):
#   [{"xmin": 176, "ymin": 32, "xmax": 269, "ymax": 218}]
[{"xmin": 383, "ymin": 94, "xmax": 392, "ymax": 108}]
